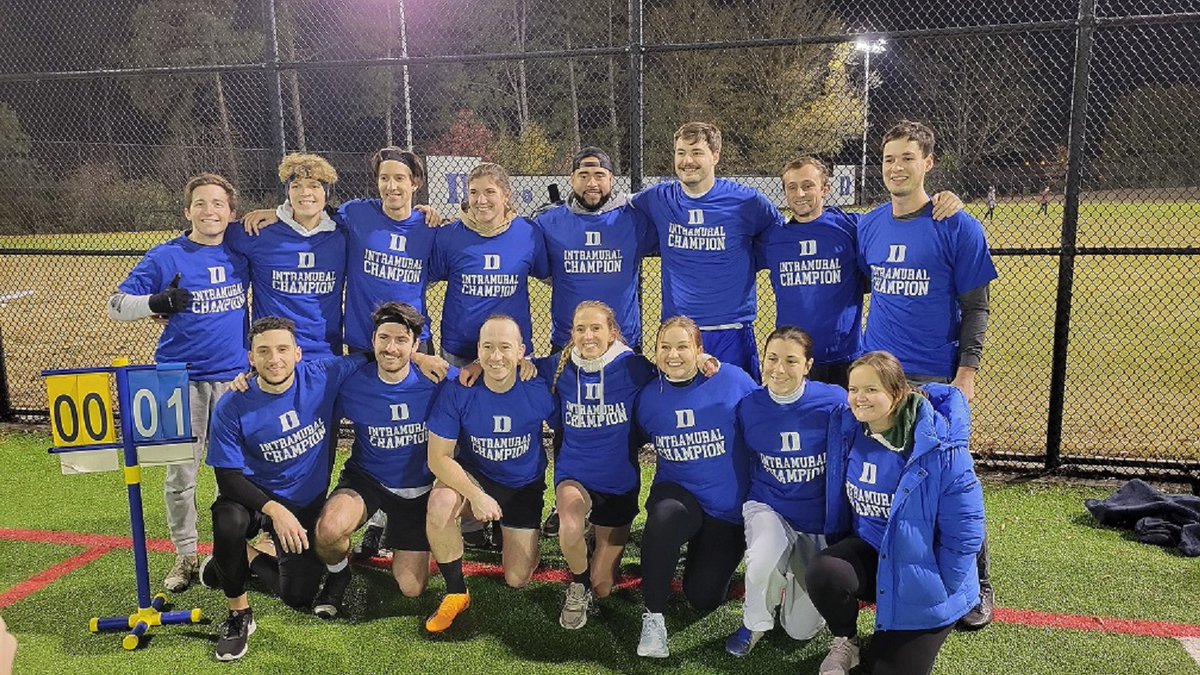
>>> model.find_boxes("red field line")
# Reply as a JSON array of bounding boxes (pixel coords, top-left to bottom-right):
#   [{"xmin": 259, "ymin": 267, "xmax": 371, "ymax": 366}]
[
  {"xmin": 0, "ymin": 546, "xmax": 113, "ymax": 609},
  {"xmin": 3, "ymin": 528, "xmax": 1199, "ymax": 641},
  {"xmin": 0, "ymin": 528, "xmax": 212, "ymax": 555}
]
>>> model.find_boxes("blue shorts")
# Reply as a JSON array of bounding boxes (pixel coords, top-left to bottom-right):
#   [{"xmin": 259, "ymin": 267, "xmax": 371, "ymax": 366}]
[{"xmin": 701, "ymin": 325, "xmax": 761, "ymax": 381}]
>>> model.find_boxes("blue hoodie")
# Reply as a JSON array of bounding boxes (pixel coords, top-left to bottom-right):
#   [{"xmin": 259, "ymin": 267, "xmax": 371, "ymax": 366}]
[{"xmin": 824, "ymin": 383, "xmax": 985, "ymax": 631}]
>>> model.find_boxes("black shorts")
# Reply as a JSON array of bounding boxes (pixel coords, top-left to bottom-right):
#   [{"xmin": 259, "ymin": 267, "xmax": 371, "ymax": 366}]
[
  {"xmin": 465, "ymin": 468, "xmax": 545, "ymax": 530},
  {"xmin": 557, "ymin": 480, "xmax": 639, "ymax": 528},
  {"xmin": 334, "ymin": 467, "xmax": 431, "ymax": 552}
]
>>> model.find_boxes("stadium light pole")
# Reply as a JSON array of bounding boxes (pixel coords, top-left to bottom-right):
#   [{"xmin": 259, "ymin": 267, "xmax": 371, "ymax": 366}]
[
  {"xmin": 397, "ymin": 0, "xmax": 414, "ymax": 150},
  {"xmin": 855, "ymin": 37, "xmax": 887, "ymax": 205}
]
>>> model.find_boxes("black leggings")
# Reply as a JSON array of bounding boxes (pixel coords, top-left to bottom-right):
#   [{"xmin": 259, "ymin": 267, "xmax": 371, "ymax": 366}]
[
  {"xmin": 806, "ymin": 535, "xmax": 954, "ymax": 675},
  {"xmin": 640, "ymin": 482, "xmax": 745, "ymax": 614},
  {"xmin": 210, "ymin": 496, "xmax": 325, "ymax": 609}
]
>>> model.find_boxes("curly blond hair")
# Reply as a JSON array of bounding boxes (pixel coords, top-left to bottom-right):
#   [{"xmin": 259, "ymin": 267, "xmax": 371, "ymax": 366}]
[{"xmin": 278, "ymin": 153, "xmax": 338, "ymax": 184}]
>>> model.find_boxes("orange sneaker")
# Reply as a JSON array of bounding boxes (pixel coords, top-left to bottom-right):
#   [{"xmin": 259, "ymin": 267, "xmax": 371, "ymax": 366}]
[{"xmin": 425, "ymin": 593, "xmax": 470, "ymax": 633}]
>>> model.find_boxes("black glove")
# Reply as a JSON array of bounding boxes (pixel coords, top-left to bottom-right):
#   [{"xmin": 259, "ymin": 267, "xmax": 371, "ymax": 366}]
[{"xmin": 148, "ymin": 273, "xmax": 191, "ymax": 315}]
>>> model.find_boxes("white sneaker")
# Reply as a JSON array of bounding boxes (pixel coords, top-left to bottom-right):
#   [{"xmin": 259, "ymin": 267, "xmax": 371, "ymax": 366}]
[
  {"xmin": 559, "ymin": 582, "xmax": 592, "ymax": 630},
  {"xmin": 636, "ymin": 611, "xmax": 669, "ymax": 658},
  {"xmin": 819, "ymin": 636, "xmax": 861, "ymax": 674}
]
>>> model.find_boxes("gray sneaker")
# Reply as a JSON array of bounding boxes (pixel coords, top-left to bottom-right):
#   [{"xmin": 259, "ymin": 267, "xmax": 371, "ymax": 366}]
[
  {"xmin": 559, "ymin": 582, "xmax": 593, "ymax": 629},
  {"xmin": 636, "ymin": 611, "xmax": 669, "ymax": 658},
  {"xmin": 163, "ymin": 554, "xmax": 198, "ymax": 593},
  {"xmin": 819, "ymin": 636, "xmax": 860, "ymax": 674}
]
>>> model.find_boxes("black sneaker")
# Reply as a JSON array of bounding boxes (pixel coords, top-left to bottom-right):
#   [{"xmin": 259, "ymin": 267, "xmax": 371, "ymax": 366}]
[
  {"xmin": 313, "ymin": 567, "xmax": 353, "ymax": 619},
  {"xmin": 215, "ymin": 608, "xmax": 256, "ymax": 661},
  {"xmin": 463, "ymin": 523, "xmax": 502, "ymax": 551},
  {"xmin": 198, "ymin": 555, "xmax": 221, "ymax": 590},
  {"xmin": 353, "ymin": 525, "xmax": 385, "ymax": 560},
  {"xmin": 542, "ymin": 508, "xmax": 560, "ymax": 538},
  {"xmin": 957, "ymin": 582, "xmax": 994, "ymax": 630}
]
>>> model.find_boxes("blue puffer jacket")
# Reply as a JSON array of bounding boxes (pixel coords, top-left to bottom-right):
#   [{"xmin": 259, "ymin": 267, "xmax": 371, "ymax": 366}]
[{"xmin": 824, "ymin": 383, "xmax": 986, "ymax": 631}]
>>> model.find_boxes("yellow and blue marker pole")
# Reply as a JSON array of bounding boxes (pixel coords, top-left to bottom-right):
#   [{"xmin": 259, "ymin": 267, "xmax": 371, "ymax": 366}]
[{"xmin": 44, "ymin": 359, "xmax": 203, "ymax": 650}]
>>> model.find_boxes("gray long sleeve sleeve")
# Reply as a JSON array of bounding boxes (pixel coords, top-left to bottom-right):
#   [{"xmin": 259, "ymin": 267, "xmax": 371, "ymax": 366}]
[
  {"xmin": 106, "ymin": 292, "xmax": 155, "ymax": 321},
  {"xmin": 957, "ymin": 283, "xmax": 991, "ymax": 370}
]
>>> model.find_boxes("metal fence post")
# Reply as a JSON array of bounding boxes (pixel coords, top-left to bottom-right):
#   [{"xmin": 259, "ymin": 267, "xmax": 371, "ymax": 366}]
[
  {"xmin": 1045, "ymin": 0, "xmax": 1097, "ymax": 472},
  {"xmin": 263, "ymin": 0, "xmax": 288, "ymax": 169},
  {"xmin": 627, "ymin": 0, "xmax": 644, "ymax": 193},
  {"xmin": 0, "ymin": 324, "xmax": 12, "ymax": 422}
]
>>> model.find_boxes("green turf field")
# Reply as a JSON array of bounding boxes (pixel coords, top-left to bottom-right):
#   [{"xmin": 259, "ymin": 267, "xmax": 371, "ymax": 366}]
[
  {"xmin": 0, "ymin": 196, "xmax": 1196, "ymax": 461},
  {"xmin": 0, "ymin": 426, "xmax": 1197, "ymax": 674}
]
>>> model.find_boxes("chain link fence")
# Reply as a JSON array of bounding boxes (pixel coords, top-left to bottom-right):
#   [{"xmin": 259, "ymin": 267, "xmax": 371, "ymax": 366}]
[{"xmin": 0, "ymin": 0, "xmax": 1197, "ymax": 482}]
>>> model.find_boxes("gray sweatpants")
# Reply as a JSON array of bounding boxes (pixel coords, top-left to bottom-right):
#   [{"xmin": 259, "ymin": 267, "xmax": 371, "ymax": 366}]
[{"xmin": 165, "ymin": 379, "xmax": 231, "ymax": 556}]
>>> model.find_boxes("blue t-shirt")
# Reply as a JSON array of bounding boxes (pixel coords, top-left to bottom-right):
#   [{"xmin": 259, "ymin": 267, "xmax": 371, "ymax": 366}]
[
  {"xmin": 429, "ymin": 217, "xmax": 549, "ymax": 360},
  {"xmin": 117, "ymin": 235, "xmax": 249, "ymax": 381},
  {"xmin": 225, "ymin": 221, "xmax": 347, "ymax": 359},
  {"xmin": 426, "ymin": 377, "xmax": 557, "ymax": 488},
  {"xmin": 738, "ymin": 383, "xmax": 846, "ymax": 534},
  {"xmin": 757, "ymin": 208, "xmax": 865, "ymax": 365},
  {"xmin": 534, "ymin": 203, "xmax": 655, "ymax": 348},
  {"xmin": 535, "ymin": 350, "xmax": 657, "ymax": 495},
  {"xmin": 633, "ymin": 179, "xmax": 783, "ymax": 326},
  {"xmin": 339, "ymin": 199, "xmax": 438, "ymax": 350},
  {"xmin": 857, "ymin": 203, "xmax": 998, "ymax": 378},
  {"xmin": 207, "ymin": 355, "xmax": 367, "ymax": 508},
  {"xmin": 337, "ymin": 361, "xmax": 456, "ymax": 491},
  {"xmin": 635, "ymin": 366, "xmax": 759, "ymax": 524},
  {"xmin": 844, "ymin": 431, "xmax": 909, "ymax": 550}
]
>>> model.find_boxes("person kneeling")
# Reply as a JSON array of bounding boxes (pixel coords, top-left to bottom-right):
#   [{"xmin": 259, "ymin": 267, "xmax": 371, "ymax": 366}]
[
  {"xmin": 422, "ymin": 315, "xmax": 556, "ymax": 633},
  {"xmin": 808, "ymin": 351, "xmax": 985, "ymax": 675}
]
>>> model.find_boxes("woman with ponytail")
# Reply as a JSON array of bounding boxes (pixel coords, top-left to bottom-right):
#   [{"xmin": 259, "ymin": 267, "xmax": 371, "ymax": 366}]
[{"xmin": 532, "ymin": 301, "xmax": 656, "ymax": 630}]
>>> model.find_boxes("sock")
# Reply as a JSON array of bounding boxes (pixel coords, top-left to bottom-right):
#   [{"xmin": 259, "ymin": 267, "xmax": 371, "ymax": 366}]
[
  {"xmin": 327, "ymin": 559, "xmax": 348, "ymax": 574},
  {"xmin": 572, "ymin": 567, "xmax": 590, "ymax": 588},
  {"xmin": 439, "ymin": 557, "xmax": 466, "ymax": 594}
]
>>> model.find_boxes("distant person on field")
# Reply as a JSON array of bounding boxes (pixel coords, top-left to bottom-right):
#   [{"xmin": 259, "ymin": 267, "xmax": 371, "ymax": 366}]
[
  {"xmin": 1038, "ymin": 186, "xmax": 1051, "ymax": 216},
  {"xmin": 984, "ymin": 185, "xmax": 997, "ymax": 221},
  {"xmin": 106, "ymin": 173, "xmax": 249, "ymax": 594}
]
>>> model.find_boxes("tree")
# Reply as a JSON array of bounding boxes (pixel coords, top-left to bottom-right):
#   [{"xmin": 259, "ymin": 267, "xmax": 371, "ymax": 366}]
[
  {"xmin": 907, "ymin": 35, "xmax": 1049, "ymax": 190},
  {"xmin": 1099, "ymin": 84, "xmax": 1200, "ymax": 189},
  {"xmin": 642, "ymin": 0, "xmax": 862, "ymax": 174},
  {"xmin": 0, "ymin": 103, "xmax": 58, "ymax": 235},
  {"xmin": 119, "ymin": 0, "xmax": 262, "ymax": 185},
  {"xmin": 428, "ymin": 110, "xmax": 495, "ymax": 159}
]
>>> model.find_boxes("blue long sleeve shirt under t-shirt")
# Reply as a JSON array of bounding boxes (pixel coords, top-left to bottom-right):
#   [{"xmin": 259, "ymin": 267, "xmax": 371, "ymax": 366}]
[
  {"xmin": 535, "ymin": 350, "xmax": 657, "ymax": 495},
  {"xmin": 428, "ymin": 217, "xmax": 548, "ymax": 360},
  {"xmin": 635, "ymin": 366, "xmax": 759, "ymax": 524},
  {"xmin": 534, "ymin": 203, "xmax": 655, "ymax": 348},
  {"xmin": 426, "ymin": 376, "xmax": 557, "ymax": 488},
  {"xmin": 632, "ymin": 179, "xmax": 783, "ymax": 327},
  {"xmin": 206, "ymin": 354, "xmax": 367, "ymax": 509},
  {"xmin": 339, "ymin": 199, "xmax": 437, "ymax": 351},
  {"xmin": 225, "ymin": 219, "xmax": 346, "ymax": 359},
  {"xmin": 337, "ymin": 361, "xmax": 456, "ymax": 491},
  {"xmin": 757, "ymin": 207, "xmax": 866, "ymax": 365},
  {"xmin": 857, "ymin": 203, "xmax": 997, "ymax": 379},
  {"xmin": 117, "ymin": 235, "xmax": 249, "ymax": 381},
  {"xmin": 738, "ymin": 382, "xmax": 847, "ymax": 534}
]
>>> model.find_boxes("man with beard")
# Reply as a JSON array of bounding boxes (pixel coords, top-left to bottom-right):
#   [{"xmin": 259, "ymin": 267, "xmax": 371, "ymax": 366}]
[
  {"xmin": 307, "ymin": 303, "xmax": 453, "ymax": 619},
  {"xmin": 200, "ymin": 317, "xmax": 368, "ymax": 661},
  {"xmin": 535, "ymin": 147, "xmax": 655, "ymax": 354}
]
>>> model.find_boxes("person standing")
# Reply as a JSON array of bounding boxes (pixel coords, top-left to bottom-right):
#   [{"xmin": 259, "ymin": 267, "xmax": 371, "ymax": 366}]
[{"xmin": 107, "ymin": 173, "xmax": 248, "ymax": 592}]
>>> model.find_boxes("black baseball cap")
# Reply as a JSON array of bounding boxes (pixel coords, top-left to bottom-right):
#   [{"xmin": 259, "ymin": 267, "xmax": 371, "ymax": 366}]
[{"xmin": 572, "ymin": 146, "xmax": 615, "ymax": 173}]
